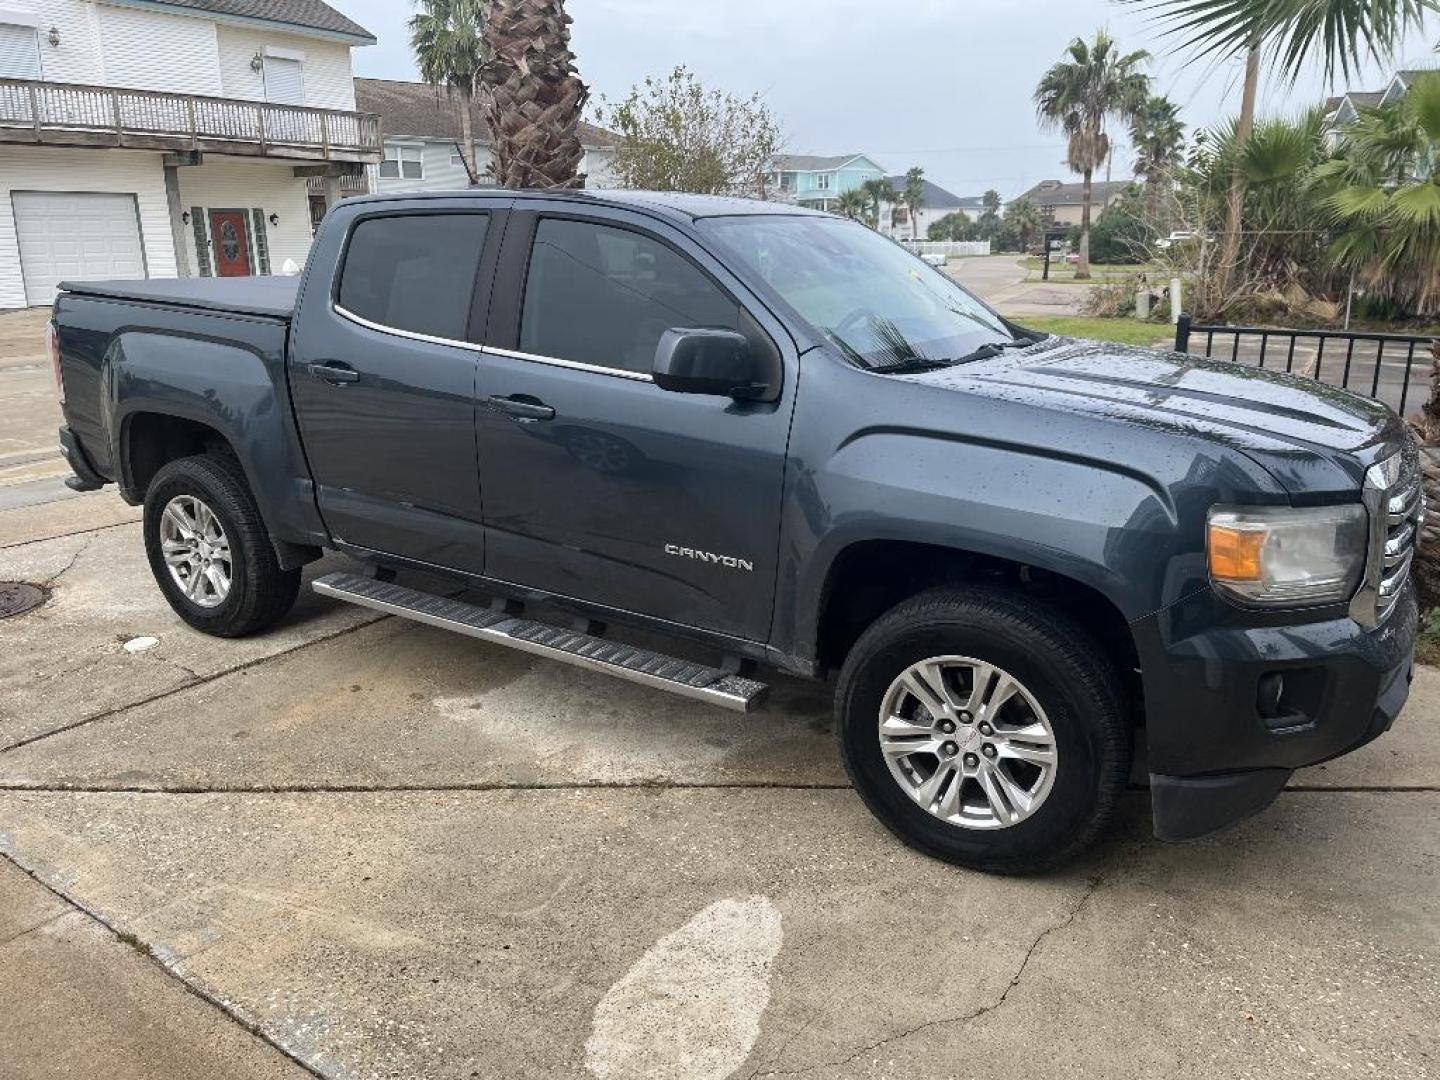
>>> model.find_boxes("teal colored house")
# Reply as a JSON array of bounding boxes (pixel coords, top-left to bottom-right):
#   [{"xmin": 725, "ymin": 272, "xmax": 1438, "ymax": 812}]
[{"xmin": 770, "ymin": 154, "xmax": 887, "ymax": 211}]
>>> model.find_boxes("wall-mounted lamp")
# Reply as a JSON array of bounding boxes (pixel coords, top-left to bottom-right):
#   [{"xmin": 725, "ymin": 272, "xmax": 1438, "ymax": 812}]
[
  {"xmin": 47, "ymin": 26, "xmax": 60, "ymax": 46},
  {"xmin": 250, "ymin": 52, "xmax": 264, "ymax": 73},
  {"xmin": 181, "ymin": 210, "xmax": 191, "ymax": 225},
  {"xmin": 268, "ymin": 212, "xmax": 280, "ymax": 226}
]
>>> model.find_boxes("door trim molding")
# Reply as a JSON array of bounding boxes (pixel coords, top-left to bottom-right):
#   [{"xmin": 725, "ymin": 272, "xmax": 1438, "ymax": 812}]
[{"xmin": 480, "ymin": 345, "xmax": 653, "ymax": 383}]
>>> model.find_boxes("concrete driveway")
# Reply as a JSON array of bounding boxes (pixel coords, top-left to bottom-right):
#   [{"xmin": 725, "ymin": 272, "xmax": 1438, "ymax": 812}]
[
  {"xmin": 947, "ymin": 255, "xmax": 1095, "ymax": 318},
  {"xmin": 2, "ymin": 306, "xmax": 1438, "ymax": 1080}
]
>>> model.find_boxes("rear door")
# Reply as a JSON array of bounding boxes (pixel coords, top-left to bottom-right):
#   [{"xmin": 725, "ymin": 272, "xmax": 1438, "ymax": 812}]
[
  {"xmin": 473, "ymin": 202, "xmax": 799, "ymax": 642},
  {"xmin": 288, "ymin": 201, "xmax": 505, "ymax": 573}
]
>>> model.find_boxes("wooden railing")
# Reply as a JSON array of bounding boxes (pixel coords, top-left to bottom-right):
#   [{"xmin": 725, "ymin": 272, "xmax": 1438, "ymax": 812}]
[{"xmin": 0, "ymin": 78, "xmax": 381, "ymax": 162}]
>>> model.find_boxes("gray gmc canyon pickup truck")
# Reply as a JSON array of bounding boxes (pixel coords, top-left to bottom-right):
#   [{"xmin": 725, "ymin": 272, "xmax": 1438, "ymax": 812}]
[{"xmin": 50, "ymin": 189, "xmax": 1418, "ymax": 872}]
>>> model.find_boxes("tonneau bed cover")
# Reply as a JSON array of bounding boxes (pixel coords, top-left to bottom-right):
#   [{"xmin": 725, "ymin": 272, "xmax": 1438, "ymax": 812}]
[{"xmin": 58, "ymin": 275, "xmax": 300, "ymax": 319}]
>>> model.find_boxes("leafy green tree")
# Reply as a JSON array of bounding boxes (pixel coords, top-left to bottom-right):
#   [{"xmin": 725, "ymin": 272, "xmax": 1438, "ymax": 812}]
[
  {"xmin": 1116, "ymin": 0, "xmax": 1437, "ymax": 297},
  {"xmin": 1317, "ymin": 72, "xmax": 1440, "ymax": 317},
  {"xmin": 902, "ymin": 166, "xmax": 926, "ymax": 240},
  {"xmin": 860, "ymin": 177, "xmax": 893, "ymax": 229},
  {"xmin": 1034, "ymin": 30, "xmax": 1150, "ymax": 279},
  {"xmin": 594, "ymin": 67, "xmax": 782, "ymax": 195},
  {"xmin": 927, "ymin": 211, "xmax": 973, "ymax": 241},
  {"xmin": 836, "ymin": 189, "xmax": 870, "ymax": 221},
  {"xmin": 409, "ymin": 0, "xmax": 488, "ymax": 180},
  {"xmin": 1003, "ymin": 197, "xmax": 1044, "ymax": 252}
]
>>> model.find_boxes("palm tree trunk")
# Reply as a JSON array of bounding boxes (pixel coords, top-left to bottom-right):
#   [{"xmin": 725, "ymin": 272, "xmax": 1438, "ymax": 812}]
[
  {"xmin": 1077, "ymin": 167, "xmax": 1093, "ymax": 280},
  {"xmin": 458, "ymin": 86, "xmax": 477, "ymax": 184},
  {"xmin": 1216, "ymin": 42, "xmax": 1262, "ymax": 303}
]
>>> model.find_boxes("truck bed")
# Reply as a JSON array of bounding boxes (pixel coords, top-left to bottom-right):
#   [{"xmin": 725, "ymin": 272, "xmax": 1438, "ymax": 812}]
[{"xmin": 58, "ymin": 275, "xmax": 300, "ymax": 319}]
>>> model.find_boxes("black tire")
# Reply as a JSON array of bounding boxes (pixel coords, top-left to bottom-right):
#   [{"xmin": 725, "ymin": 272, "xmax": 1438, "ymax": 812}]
[
  {"xmin": 835, "ymin": 585, "xmax": 1129, "ymax": 874},
  {"xmin": 143, "ymin": 453, "xmax": 301, "ymax": 637}
]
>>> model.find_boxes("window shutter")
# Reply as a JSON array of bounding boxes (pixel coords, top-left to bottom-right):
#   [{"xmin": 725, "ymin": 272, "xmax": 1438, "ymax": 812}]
[
  {"xmin": 250, "ymin": 209, "xmax": 271, "ymax": 274},
  {"xmin": 191, "ymin": 208, "xmax": 211, "ymax": 277},
  {"xmin": 262, "ymin": 56, "xmax": 304, "ymax": 105},
  {"xmin": 0, "ymin": 24, "xmax": 41, "ymax": 79}
]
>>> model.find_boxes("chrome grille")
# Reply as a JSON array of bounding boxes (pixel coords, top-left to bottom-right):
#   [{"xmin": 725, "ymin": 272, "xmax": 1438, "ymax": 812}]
[{"xmin": 1352, "ymin": 440, "xmax": 1422, "ymax": 626}]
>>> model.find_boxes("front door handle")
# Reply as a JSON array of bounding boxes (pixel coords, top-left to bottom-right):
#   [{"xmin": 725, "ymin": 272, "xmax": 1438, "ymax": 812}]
[
  {"xmin": 308, "ymin": 362, "xmax": 360, "ymax": 385},
  {"xmin": 487, "ymin": 394, "xmax": 555, "ymax": 422}
]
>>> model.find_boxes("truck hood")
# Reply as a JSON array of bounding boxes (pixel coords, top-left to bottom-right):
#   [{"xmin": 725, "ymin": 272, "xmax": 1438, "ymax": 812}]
[{"xmin": 909, "ymin": 336, "xmax": 1405, "ymax": 496}]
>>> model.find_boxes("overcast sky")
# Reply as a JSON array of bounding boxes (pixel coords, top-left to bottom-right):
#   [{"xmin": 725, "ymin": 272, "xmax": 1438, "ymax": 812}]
[{"xmin": 329, "ymin": 0, "xmax": 1439, "ymax": 200}]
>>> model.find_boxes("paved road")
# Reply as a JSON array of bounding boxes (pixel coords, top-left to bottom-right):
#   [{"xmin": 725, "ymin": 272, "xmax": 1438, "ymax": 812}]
[
  {"xmin": 947, "ymin": 255, "xmax": 1097, "ymax": 318},
  {"xmin": 1, "ymin": 307, "xmax": 1437, "ymax": 1080}
]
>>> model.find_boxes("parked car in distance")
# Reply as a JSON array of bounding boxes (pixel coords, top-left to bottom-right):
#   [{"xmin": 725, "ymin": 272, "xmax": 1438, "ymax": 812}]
[{"xmin": 51, "ymin": 189, "xmax": 1418, "ymax": 873}]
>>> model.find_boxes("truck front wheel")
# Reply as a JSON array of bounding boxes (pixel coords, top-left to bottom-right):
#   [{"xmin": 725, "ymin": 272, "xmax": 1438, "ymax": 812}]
[
  {"xmin": 835, "ymin": 586, "xmax": 1130, "ymax": 874},
  {"xmin": 142, "ymin": 454, "xmax": 301, "ymax": 637}
]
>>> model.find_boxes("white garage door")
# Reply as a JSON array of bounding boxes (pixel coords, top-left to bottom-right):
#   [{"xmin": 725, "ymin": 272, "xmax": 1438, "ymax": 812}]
[{"xmin": 12, "ymin": 191, "xmax": 147, "ymax": 306}]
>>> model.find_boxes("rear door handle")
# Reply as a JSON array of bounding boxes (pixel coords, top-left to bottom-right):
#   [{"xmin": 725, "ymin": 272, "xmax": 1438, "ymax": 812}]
[
  {"xmin": 487, "ymin": 395, "xmax": 555, "ymax": 421},
  {"xmin": 308, "ymin": 362, "xmax": 360, "ymax": 385}
]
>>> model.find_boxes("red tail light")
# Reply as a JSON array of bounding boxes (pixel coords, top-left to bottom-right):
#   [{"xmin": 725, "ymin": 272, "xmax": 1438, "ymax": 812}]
[{"xmin": 46, "ymin": 320, "xmax": 64, "ymax": 405}]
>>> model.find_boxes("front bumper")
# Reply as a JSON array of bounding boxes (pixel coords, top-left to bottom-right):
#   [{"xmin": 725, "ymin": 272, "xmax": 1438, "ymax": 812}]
[{"xmin": 1134, "ymin": 582, "xmax": 1418, "ymax": 841}]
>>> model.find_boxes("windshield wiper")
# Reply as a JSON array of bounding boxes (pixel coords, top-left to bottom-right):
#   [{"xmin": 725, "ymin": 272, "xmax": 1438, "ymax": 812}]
[{"xmin": 944, "ymin": 338, "xmax": 1031, "ymax": 365}]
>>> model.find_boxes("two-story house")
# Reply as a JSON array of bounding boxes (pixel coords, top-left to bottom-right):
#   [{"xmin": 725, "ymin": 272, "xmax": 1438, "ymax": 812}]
[
  {"xmin": 770, "ymin": 153, "xmax": 886, "ymax": 212},
  {"xmin": 0, "ymin": 0, "xmax": 379, "ymax": 308},
  {"xmin": 354, "ymin": 77, "xmax": 619, "ymax": 195},
  {"xmin": 879, "ymin": 176, "xmax": 987, "ymax": 240},
  {"xmin": 1014, "ymin": 178, "xmax": 1131, "ymax": 228}
]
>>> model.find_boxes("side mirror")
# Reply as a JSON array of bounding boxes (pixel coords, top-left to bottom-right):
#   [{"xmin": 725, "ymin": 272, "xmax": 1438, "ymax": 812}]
[{"xmin": 652, "ymin": 328, "xmax": 765, "ymax": 399}]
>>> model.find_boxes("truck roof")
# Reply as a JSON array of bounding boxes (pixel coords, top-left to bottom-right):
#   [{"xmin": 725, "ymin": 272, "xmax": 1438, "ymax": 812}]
[
  {"xmin": 58, "ymin": 275, "xmax": 300, "ymax": 319},
  {"xmin": 344, "ymin": 188, "xmax": 828, "ymax": 222}
]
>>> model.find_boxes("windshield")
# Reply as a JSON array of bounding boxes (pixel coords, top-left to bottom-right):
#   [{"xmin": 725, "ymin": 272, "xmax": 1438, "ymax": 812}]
[{"xmin": 696, "ymin": 214, "xmax": 1016, "ymax": 370}]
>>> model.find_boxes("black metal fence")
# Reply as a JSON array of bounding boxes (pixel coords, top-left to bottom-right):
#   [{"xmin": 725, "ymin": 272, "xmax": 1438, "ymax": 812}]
[{"xmin": 1175, "ymin": 314, "xmax": 1436, "ymax": 417}]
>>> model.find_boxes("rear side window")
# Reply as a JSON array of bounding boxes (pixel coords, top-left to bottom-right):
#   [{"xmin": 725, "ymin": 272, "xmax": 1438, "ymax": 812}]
[
  {"xmin": 338, "ymin": 213, "xmax": 489, "ymax": 340},
  {"xmin": 520, "ymin": 218, "xmax": 740, "ymax": 374}
]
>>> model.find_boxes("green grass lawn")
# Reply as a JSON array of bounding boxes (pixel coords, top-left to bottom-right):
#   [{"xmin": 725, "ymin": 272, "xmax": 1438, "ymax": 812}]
[{"xmin": 1014, "ymin": 316, "xmax": 1177, "ymax": 348}]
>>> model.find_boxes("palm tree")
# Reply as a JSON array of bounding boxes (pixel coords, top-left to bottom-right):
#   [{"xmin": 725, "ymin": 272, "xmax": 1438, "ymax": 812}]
[
  {"xmin": 409, "ymin": 0, "xmax": 488, "ymax": 181},
  {"xmin": 1116, "ymin": 0, "xmax": 1437, "ymax": 300},
  {"xmin": 479, "ymin": 0, "xmax": 588, "ymax": 188},
  {"xmin": 1034, "ymin": 30, "xmax": 1151, "ymax": 279},
  {"xmin": 1130, "ymin": 93, "xmax": 1185, "ymax": 220},
  {"xmin": 836, "ymin": 189, "xmax": 870, "ymax": 221},
  {"xmin": 903, "ymin": 166, "xmax": 926, "ymax": 241},
  {"xmin": 860, "ymin": 177, "xmax": 892, "ymax": 230},
  {"xmin": 1004, "ymin": 197, "xmax": 1044, "ymax": 252}
]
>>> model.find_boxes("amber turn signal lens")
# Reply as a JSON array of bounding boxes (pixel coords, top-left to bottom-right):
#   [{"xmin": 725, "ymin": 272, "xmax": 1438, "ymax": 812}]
[{"xmin": 1208, "ymin": 524, "xmax": 1265, "ymax": 581}]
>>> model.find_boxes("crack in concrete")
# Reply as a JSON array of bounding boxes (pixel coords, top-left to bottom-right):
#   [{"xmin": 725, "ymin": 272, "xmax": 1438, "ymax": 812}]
[
  {"xmin": 749, "ymin": 867, "xmax": 1111, "ymax": 1078},
  {"xmin": 0, "ymin": 780, "xmax": 856, "ymax": 794},
  {"xmin": 0, "ymin": 615, "xmax": 386, "ymax": 755},
  {"xmin": 36, "ymin": 533, "xmax": 94, "ymax": 589},
  {"xmin": 0, "ymin": 849, "xmax": 327, "ymax": 1080},
  {"xmin": 0, "ymin": 909, "xmax": 69, "ymax": 948},
  {"xmin": 0, "ymin": 517, "xmax": 139, "ymax": 551}
]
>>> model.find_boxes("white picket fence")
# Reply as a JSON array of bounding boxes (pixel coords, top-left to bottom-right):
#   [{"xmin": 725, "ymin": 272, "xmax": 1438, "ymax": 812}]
[{"xmin": 895, "ymin": 240, "xmax": 992, "ymax": 258}]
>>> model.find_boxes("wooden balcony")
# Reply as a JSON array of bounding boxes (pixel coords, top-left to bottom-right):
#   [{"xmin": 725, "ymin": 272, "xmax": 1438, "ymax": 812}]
[{"xmin": 0, "ymin": 78, "xmax": 381, "ymax": 163}]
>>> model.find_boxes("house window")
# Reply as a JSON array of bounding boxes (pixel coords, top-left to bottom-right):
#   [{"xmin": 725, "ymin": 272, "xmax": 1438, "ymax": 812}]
[
  {"xmin": 0, "ymin": 22, "xmax": 42, "ymax": 79},
  {"xmin": 261, "ymin": 55, "xmax": 305, "ymax": 106},
  {"xmin": 816, "ymin": 173, "xmax": 831, "ymax": 191},
  {"xmin": 379, "ymin": 144, "xmax": 424, "ymax": 180}
]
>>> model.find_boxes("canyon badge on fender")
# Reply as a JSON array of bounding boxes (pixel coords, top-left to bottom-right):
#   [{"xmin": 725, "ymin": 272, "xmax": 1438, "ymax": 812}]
[{"xmin": 664, "ymin": 544, "xmax": 754, "ymax": 572}]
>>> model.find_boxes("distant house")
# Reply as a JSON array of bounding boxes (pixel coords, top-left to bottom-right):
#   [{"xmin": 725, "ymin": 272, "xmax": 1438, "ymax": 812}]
[
  {"xmin": 0, "ymin": 0, "xmax": 379, "ymax": 308},
  {"xmin": 354, "ymin": 78, "xmax": 620, "ymax": 194},
  {"xmin": 1014, "ymin": 179, "xmax": 1131, "ymax": 228},
  {"xmin": 1323, "ymin": 68, "xmax": 1438, "ymax": 146},
  {"xmin": 770, "ymin": 153, "xmax": 886, "ymax": 212},
  {"xmin": 881, "ymin": 176, "xmax": 984, "ymax": 239}
]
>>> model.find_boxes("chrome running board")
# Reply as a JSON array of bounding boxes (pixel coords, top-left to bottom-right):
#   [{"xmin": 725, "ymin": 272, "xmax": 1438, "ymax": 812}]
[{"xmin": 313, "ymin": 572, "xmax": 769, "ymax": 713}]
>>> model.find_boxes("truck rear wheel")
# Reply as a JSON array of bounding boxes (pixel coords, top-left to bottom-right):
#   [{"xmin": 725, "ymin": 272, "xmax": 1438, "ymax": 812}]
[
  {"xmin": 143, "ymin": 454, "xmax": 301, "ymax": 637},
  {"xmin": 835, "ymin": 586, "xmax": 1129, "ymax": 874}
]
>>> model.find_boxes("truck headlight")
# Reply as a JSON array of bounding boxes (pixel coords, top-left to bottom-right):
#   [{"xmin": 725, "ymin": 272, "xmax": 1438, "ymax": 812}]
[{"xmin": 1207, "ymin": 505, "xmax": 1368, "ymax": 606}]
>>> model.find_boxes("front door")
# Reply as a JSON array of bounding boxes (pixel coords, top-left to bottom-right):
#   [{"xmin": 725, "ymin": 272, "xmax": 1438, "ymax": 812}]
[
  {"xmin": 288, "ymin": 206, "xmax": 499, "ymax": 572},
  {"xmin": 474, "ymin": 206, "xmax": 798, "ymax": 642},
  {"xmin": 209, "ymin": 210, "xmax": 251, "ymax": 277}
]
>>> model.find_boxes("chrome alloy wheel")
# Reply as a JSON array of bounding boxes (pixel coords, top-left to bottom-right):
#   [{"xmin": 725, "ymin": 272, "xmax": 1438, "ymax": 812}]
[
  {"xmin": 159, "ymin": 495, "xmax": 232, "ymax": 609},
  {"xmin": 878, "ymin": 656, "xmax": 1058, "ymax": 830}
]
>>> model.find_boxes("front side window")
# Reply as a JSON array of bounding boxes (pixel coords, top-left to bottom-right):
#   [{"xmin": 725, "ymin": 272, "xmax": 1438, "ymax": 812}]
[
  {"xmin": 816, "ymin": 173, "xmax": 831, "ymax": 191},
  {"xmin": 338, "ymin": 213, "xmax": 489, "ymax": 340},
  {"xmin": 379, "ymin": 144, "xmax": 423, "ymax": 180},
  {"xmin": 0, "ymin": 22, "xmax": 41, "ymax": 78},
  {"xmin": 520, "ymin": 218, "xmax": 740, "ymax": 375},
  {"xmin": 698, "ymin": 214, "xmax": 1013, "ymax": 370}
]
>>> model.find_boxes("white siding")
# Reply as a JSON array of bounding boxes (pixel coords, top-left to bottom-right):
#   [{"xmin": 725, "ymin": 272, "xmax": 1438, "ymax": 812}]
[
  {"xmin": 582, "ymin": 147, "xmax": 617, "ymax": 189},
  {"xmin": 369, "ymin": 139, "xmax": 618, "ymax": 192},
  {"xmin": 0, "ymin": 0, "xmax": 103, "ymax": 83},
  {"xmin": 177, "ymin": 157, "xmax": 314, "ymax": 276},
  {"xmin": 0, "ymin": 146, "xmax": 175, "ymax": 309},
  {"xmin": 97, "ymin": 3, "xmax": 220, "ymax": 94},
  {"xmin": 216, "ymin": 24, "xmax": 356, "ymax": 109}
]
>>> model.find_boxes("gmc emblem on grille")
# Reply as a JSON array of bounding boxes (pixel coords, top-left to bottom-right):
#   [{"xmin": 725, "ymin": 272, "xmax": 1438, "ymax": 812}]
[{"xmin": 664, "ymin": 544, "xmax": 754, "ymax": 572}]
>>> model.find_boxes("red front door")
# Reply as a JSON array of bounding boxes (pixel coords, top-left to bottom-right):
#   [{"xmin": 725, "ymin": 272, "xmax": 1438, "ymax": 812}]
[{"xmin": 209, "ymin": 210, "xmax": 252, "ymax": 277}]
